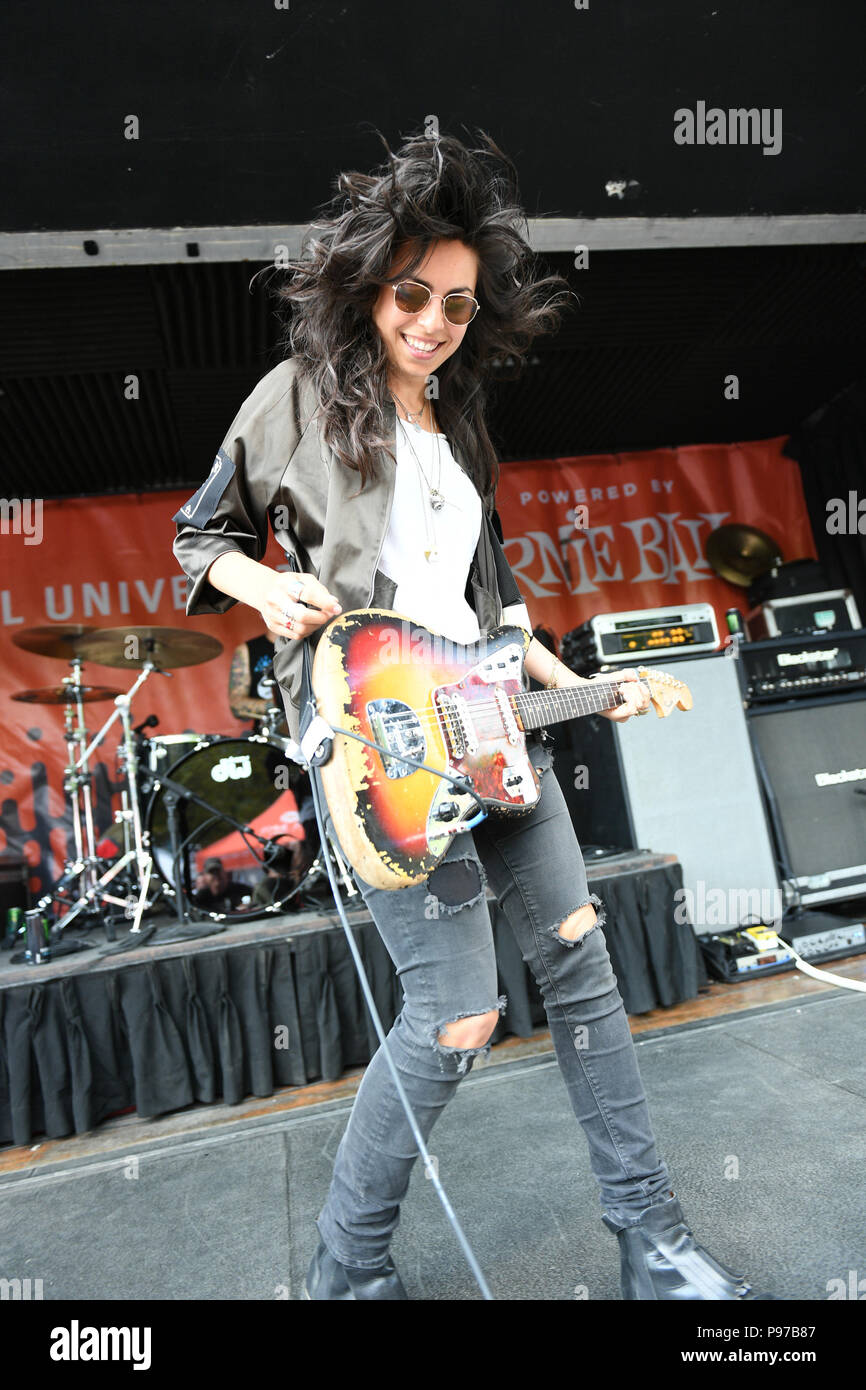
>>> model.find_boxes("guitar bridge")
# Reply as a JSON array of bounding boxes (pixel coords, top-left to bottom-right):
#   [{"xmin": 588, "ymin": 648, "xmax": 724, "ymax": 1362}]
[
  {"xmin": 434, "ymin": 691, "xmax": 478, "ymax": 758},
  {"xmin": 366, "ymin": 699, "xmax": 426, "ymax": 779}
]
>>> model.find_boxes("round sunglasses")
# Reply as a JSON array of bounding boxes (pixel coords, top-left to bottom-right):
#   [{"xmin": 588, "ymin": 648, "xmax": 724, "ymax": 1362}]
[{"xmin": 392, "ymin": 279, "xmax": 480, "ymax": 326}]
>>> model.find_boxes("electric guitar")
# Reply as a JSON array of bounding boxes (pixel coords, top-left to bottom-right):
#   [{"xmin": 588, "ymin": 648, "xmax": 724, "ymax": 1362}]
[{"xmin": 312, "ymin": 609, "xmax": 692, "ymax": 891}]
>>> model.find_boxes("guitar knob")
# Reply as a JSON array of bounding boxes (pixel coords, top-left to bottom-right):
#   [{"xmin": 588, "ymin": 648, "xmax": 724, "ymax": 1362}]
[{"xmin": 435, "ymin": 801, "xmax": 459, "ymax": 821}]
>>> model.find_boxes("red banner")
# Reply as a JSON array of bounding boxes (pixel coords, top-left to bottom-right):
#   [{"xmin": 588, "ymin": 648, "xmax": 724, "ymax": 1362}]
[
  {"xmin": 495, "ymin": 436, "xmax": 816, "ymax": 641},
  {"xmin": 1, "ymin": 437, "xmax": 816, "ymax": 895}
]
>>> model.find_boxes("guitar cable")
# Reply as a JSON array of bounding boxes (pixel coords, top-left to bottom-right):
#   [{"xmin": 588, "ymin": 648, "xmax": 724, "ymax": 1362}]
[{"xmin": 289, "ymin": 579, "xmax": 495, "ymax": 1300}]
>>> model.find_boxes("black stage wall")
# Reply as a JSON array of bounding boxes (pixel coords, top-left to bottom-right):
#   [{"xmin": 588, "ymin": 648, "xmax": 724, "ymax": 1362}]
[{"xmin": 1, "ymin": 0, "xmax": 863, "ymax": 230}]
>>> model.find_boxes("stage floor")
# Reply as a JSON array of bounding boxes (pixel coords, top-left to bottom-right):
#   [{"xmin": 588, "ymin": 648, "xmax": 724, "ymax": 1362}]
[{"xmin": 2, "ymin": 983, "xmax": 863, "ymax": 1300}]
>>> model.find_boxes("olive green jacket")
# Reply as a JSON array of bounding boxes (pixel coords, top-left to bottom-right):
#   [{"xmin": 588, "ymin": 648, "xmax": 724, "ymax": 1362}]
[{"xmin": 172, "ymin": 357, "xmax": 523, "ymax": 739}]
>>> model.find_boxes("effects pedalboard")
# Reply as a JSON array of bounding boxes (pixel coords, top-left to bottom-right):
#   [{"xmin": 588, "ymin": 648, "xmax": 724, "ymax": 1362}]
[{"xmin": 698, "ymin": 912, "xmax": 866, "ymax": 983}]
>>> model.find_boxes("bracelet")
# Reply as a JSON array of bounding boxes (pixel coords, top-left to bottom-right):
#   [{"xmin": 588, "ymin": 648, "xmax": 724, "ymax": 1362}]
[{"xmin": 545, "ymin": 659, "xmax": 561, "ymax": 691}]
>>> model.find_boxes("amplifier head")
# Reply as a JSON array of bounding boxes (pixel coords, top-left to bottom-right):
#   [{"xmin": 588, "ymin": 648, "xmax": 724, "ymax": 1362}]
[
  {"xmin": 740, "ymin": 629, "xmax": 866, "ymax": 703},
  {"xmin": 562, "ymin": 603, "xmax": 719, "ymax": 673}
]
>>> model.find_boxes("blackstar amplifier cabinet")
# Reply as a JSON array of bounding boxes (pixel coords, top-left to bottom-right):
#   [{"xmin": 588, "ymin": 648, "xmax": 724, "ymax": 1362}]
[{"xmin": 746, "ymin": 691, "xmax": 866, "ymax": 907}]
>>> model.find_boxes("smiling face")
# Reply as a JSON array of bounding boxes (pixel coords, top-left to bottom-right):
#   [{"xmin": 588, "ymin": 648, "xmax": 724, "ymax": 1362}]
[{"xmin": 371, "ymin": 238, "xmax": 479, "ymax": 403}]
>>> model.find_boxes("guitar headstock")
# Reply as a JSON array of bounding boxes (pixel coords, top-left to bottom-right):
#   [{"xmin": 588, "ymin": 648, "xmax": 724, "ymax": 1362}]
[{"xmin": 637, "ymin": 666, "xmax": 694, "ymax": 717}]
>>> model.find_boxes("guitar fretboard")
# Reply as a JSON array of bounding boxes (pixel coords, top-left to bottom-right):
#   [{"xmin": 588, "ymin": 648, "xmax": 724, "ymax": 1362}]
[{"xmin": 513, "ymin": 681, "xmax": 626, "ymax": 731}]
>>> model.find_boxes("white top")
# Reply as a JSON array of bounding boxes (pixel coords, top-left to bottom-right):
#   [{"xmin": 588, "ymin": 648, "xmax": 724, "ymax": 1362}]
[
  {"xmin": 379, "ymin": 417, "xmax": 483, "ymax": 644},
  {"xmin": 379, "ymin": 416, "xmax": 534, "ymax": 644}
]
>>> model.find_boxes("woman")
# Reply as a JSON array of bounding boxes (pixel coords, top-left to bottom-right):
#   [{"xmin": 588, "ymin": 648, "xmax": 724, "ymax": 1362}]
[{"xmin": 173, "ymin": 131, "xmax": 775, "ymax": 1302}]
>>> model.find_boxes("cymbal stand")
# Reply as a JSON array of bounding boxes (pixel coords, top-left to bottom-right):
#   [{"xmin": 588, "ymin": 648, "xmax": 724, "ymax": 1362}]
[
  {"xmin": 39, "ymin": 661, "xmax": 164, "ymax": 939},
  {"xmin": 58, "ymin": 658, "xmax": 100, "ymax": 904}
]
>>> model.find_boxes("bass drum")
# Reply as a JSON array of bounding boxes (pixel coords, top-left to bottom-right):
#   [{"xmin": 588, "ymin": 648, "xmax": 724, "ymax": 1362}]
[
  {"xmin": 145, "ymin": 732, "xmax": 207, "ymax": 773},
  {"xmin": 145, "ymin": 734, "xmax": 326, "ymax": 919}
]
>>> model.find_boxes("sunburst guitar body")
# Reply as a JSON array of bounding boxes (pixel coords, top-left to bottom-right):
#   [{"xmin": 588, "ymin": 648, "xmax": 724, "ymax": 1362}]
[{"xmin": 312, "ymin": 609, "xmax": 692, "ymax": 891}]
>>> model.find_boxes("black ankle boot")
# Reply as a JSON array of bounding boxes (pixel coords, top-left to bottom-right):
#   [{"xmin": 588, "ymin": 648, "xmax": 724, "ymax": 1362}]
[
  {"xmin": 603, "ymin": 1193, "xmax": 779, "ymax": 1300},
  {"xmin": 303, "ymin": 1239, "xmax": 409, "ymax": 1300}
]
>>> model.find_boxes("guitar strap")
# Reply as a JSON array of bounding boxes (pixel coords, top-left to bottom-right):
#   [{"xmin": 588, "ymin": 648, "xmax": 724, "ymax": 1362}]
[{"xmin": 283, "ymin": 553, "xmax": 495, "ymax": 1299}]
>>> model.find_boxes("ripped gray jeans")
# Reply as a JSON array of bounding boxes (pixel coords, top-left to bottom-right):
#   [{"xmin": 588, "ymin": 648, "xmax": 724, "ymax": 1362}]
[{"xmin": 315, "ymin": 737, "xmax": 672, "ymax": 1270}]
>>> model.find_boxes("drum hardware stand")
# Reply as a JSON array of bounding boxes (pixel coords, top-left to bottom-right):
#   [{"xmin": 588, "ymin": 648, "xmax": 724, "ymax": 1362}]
[
  {"xmin": 11, "ymin": 623, "xmax": 228, "ymax": 956},
  {"xmin": 162, "ymin": 790, "xmax": 194, "ymax": 927},
  {"xmin": 60, "ymin": 658, "xmax": 100, "ymax": 904},
  {"xmin": 38, "ymin": 661, "xmax": 165, "ymax": 945},
  {"xmin": 256, "ymin": 691, "xmax": 288, "ymax": 740},
  {"xmin": 18, "ymin": 907, "xmax": 92, "ymax": 966},
  {"xmin": 323, "ymin": 836, "xmax": 358, "ymax": 900}
]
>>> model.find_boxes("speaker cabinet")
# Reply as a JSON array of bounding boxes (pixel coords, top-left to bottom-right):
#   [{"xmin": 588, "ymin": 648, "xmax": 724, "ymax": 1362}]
[
  {"xmin": 747, "ymin": 693, "xmax": 866, "ymax": 906},
  {"xmin": 552, "ymin": 651, "xmax": 781, "ymax": 932}
]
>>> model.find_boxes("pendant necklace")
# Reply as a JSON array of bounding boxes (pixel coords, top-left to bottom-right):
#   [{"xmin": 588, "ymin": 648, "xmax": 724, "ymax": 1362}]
[{"xmin": 392, "ymin": 393, "xmax": 445, "ymax": 562}]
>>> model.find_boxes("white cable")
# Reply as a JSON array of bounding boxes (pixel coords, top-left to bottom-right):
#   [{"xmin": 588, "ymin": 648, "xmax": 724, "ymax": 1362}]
[{"xmin": 776, "ymin": 933, "xmax": 866, "ymax": 993}]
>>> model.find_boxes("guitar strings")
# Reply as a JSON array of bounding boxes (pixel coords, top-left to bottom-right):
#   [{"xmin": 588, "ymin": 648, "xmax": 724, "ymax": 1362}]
[
  {"xmin": 386, "ymin": 682, "xmax": 630, "ymax": 726},
  {"xmin": 351, "ymin": 680, "xmax": 632, "ymax": 734}
]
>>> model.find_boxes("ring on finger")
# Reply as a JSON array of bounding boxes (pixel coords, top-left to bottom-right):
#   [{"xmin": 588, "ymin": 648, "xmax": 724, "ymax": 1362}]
[{"xmin": 288, "ymin": 578, "xmax": 304, "ymax": 603}]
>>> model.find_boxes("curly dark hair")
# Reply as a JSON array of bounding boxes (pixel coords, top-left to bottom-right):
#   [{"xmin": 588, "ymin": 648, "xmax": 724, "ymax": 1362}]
[{"xmin": 275, "ymin": 128, "xmax": 574, "ymax": 500}]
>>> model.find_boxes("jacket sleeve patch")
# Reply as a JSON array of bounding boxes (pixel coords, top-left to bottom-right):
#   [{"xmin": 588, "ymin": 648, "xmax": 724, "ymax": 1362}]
[{"xmin": 172, "ymin": 448, "xmax": 236, "ymax": 528}]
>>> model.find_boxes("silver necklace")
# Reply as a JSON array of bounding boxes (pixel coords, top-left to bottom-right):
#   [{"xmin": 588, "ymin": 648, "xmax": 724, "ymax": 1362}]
[
  {"xmin": 391, "ymin": 397, "xmax": 447, "ymax": 511},
  {"xmin": 392, "ymin": 395, "xmax": 444, "ymax": 562}
]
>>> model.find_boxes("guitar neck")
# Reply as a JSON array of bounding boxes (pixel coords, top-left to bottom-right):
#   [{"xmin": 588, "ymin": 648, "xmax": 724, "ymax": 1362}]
[{"xmin": 514, "ymin": 680, "xmax": 627, "ymax": 731}]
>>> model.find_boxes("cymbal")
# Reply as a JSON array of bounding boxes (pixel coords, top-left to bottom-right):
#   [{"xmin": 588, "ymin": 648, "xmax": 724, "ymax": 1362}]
[
  {"xmin": 73, "ymin": 627, "xmax": 223, "ymax": 669},
  {"xmin": 10, "ymin": 685, "xmax": 122, "ymax": 705},
  {"xmin": 704, "ymin": 524, "xmax": 784, "ymax": 588},
  {"xmin": 11, "ymin": 625, "xmax": 97, "ymax": 659}
]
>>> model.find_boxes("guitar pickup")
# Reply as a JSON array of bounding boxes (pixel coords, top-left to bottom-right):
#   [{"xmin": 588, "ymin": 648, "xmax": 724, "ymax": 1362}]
[{"xmin": 494, "ymin": 687, "xmax": 520, "ymax": 745}]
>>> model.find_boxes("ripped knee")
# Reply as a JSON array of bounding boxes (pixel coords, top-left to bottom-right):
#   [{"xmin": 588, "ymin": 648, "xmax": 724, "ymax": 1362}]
[
  {"xmin": 429, "ymin": 995, "xmax": 508, "ymax": 1074},
  {"xmin": 425, "ymin": 856, "xmax": 487, "ymax": 917},
  {"xmin": 437, "ymin": 1008, "xmax": 501, "ymax": 1050},
  {"xmin": 547, "ymin": 894, "xmax": 606, "ymax": 948}
]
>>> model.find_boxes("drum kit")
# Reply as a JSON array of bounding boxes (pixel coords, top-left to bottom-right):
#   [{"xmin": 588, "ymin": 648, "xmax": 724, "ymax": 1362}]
[{"xmin": 10, "ymin": 622, "xmax": 341, "ymax": 957}]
